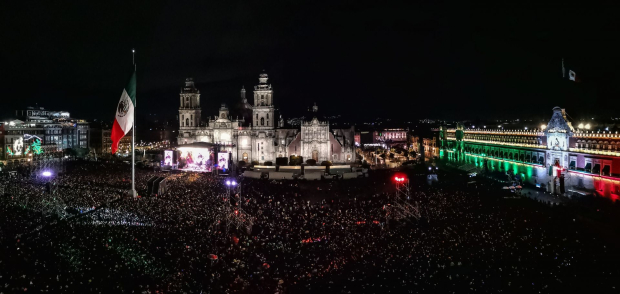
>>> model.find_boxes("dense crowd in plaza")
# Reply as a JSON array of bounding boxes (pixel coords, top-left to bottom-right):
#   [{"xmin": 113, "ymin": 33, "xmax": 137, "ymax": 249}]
[{"xmin": 1, "ymin": 161, "xmax": 619, "ymax": 293}]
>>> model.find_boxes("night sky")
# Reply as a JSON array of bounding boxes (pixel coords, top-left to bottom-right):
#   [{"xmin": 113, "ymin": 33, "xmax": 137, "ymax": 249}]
[{"xmin": 2, "ymin": 1, "xmax": 620, "ymax": 123}]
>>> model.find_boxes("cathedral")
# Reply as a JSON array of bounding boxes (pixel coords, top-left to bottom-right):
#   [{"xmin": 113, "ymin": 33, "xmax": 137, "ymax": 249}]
[{"xmin": 177, "ymin": 72, "xmax": 356, "ymax": 164}]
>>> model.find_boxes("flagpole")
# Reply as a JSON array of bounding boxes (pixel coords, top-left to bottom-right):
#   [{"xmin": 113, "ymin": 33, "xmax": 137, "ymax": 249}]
[
  {"xmin": 562, "ymin": 58, "xmax": 565, "ymax": 78},
  {"xmin": 132, "ymin": 48, "xmax": 136, "ymax": 198}
]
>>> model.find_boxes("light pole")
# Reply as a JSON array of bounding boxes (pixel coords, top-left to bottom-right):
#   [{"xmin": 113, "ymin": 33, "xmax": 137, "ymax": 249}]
[{"xmin": 224, "ymin": 179, "xmax": 238, "ymax": 200}]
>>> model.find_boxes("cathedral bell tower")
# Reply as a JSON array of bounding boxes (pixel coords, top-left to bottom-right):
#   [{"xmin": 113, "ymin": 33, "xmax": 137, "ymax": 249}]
[
  {"xmin": 241, "ymin": 85, "xmax": 247, "ymax": 104},
  {"xmin": 179, "ymin": 78, "xmax": 201, "ymax": 130},
  {"xmin": 252, "ymin": 71, "xmax": 275, "ymax": 128}
]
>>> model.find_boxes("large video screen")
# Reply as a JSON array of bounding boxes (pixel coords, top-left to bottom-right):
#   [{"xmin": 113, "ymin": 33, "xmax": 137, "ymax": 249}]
[
  {"xmin": 217, "ymin": 152, "xmax": 229, "ymax": 170},
  {"xmin": 179, "ymin": 148, "xmax": 213, "ymax": 172},
  {"xmin": 164, "ymin": 150, "xmax": 173, "ymax": 166}
]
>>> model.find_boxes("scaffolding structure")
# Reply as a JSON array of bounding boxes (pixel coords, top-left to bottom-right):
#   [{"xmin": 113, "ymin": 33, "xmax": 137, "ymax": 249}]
[
  {"xmin": 40, "ymin": 196, "xmax": 68, "ymax": 219},
  {"xmin": 213, "ymin": 179, "xmax": 254, "ymax": 234},
  {"xmin": 386, "ymin": 176, "xmax": 421, "ymax": 222}
]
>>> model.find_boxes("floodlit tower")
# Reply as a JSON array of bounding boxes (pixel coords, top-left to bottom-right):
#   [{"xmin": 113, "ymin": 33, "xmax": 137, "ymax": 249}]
[
  {"xmin": 252, "ymin": 71, "xmax": 275, "ymax": 128},
  {"xmin": 179, "ymin": 78, "xmax": 201, "ymax": 130}
]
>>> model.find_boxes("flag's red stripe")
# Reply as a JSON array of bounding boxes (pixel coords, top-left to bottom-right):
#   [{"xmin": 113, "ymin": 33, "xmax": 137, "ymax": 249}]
[{"xmin": 110, "ymin": 119, "xmax": 126, "ymax": 154}]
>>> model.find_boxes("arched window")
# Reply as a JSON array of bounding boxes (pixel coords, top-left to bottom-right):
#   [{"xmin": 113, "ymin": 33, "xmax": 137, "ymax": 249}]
[{"xmin": 261, "ymin": 117, "xmax": 265, "ymax": 126}]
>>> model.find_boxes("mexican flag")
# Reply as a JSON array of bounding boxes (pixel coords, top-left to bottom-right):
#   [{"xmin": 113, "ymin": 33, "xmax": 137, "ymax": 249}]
[{"xmin": 111, "ymin": 72, "xmax": 136, "ymax": 154}]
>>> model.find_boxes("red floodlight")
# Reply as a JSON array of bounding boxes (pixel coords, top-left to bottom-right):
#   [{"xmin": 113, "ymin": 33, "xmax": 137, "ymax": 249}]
[{"xmin": 393, "ymin": 174, "xmax": 407, "ymax": 183}]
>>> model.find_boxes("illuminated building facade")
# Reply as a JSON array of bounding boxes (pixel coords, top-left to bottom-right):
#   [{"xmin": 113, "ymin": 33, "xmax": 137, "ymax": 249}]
[
  {"xmin": 372, "ymin": 129, "xmax": 408, "ymax": 145},
  {"xmin": 410, "ymin": 128, "xmax": 440, "ymax": 162},
  {"xmin": 442, "ymin": 107, "xmax": 620, "ymax": 198},
  {"xmin": 1, "ymin": 107, "xmax": 89, "ymax": 164},
  {"xmin": 90, "ymin": 128, "xmax": 132, "ymax": 155},
  {"xmin": 177, "ymin": 72, "xmax": 355, "ymax": 164}
]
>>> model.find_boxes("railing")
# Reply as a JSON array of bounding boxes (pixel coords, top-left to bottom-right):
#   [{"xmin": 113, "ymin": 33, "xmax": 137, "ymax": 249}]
[
  {"xmin": 568, "ymin": 148, "xmax": 620, "ymax": 157},
  {"xmin": 446, "ymin": 138, "xmax": 547, "ymax": 149},
  {"xmin": 446, "ymin": 129, "xmax": 544, "ymax": 136}
]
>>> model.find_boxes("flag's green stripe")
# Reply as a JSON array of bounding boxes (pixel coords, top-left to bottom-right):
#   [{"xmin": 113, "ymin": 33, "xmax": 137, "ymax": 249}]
[{"xmin": 125, "ymin": 71, "xmax": 137, "ymax": 106}]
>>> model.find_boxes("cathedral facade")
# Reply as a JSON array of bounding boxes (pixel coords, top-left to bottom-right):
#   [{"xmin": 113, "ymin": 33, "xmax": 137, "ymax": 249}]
[{"xmin": 177, "ymin": 72, "xmax": 356, "ymax": 164}]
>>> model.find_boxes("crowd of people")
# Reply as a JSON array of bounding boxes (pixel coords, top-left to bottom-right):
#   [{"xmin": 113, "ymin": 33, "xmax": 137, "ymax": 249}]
[{"xmin": 1, "ymin": 160, "xmax": 619, "ymax": 293}]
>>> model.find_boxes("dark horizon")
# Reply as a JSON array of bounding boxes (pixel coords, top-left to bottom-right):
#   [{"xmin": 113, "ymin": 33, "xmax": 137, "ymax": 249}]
[{"xmin": 2, "ymin": 1, "xmax": 620, "ymax": 123}]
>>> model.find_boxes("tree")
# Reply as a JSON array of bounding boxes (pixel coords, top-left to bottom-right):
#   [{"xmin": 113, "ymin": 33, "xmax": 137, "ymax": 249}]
[
  {"xmin": 389, "ymin": 153, "xmax": 395, "ymax": 160},
  {"xmin": 276, "ymin": 157, "xmax": 288, "ymax": 166},
  {"xmin": 380, "ymin": 153, "xmax": 386, "ymax": 160},
  {"xmin": 320, "ymin": 161, "xmax": 332, "ymax": 166},
  {"xmin": 289, "ymin": 156, "xmax": 303, "ymax": 166},
  {"xmin": 264, "ymin": 161, "xmax": 273, "ymax": 166},
  {"xmin": 238, "ymin": 161, "xmax": 247, "ymax": 168},
  {"xmin": 306, "ymin": 159, "xmax": 317, "ymax": 166},
  {"xmin": 251, "ymin": 160, "xmax": 259, "ymax": 166}
]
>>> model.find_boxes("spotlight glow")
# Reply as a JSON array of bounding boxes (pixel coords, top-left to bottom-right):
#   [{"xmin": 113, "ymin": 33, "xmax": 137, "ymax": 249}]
[{"xmin": 42, "ymin": 171, "xmax": 52, "ymax": 177}]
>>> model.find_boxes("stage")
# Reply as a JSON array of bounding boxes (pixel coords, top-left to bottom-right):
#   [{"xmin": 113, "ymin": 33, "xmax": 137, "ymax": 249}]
[{"xmin": 175, "ymin": 142, "xmax": 231, "ymax": 173}]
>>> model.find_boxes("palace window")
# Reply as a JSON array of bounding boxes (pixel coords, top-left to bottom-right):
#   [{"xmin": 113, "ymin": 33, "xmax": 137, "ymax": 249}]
[{"xmin": 261, "ymin": 117, "xmax": 265, "ymax": 126}]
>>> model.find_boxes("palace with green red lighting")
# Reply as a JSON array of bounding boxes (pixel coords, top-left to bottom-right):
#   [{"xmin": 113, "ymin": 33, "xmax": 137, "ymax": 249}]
[{"xmin": 441, "ymin": 107, "xmax": 620, "ymax": 199}]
